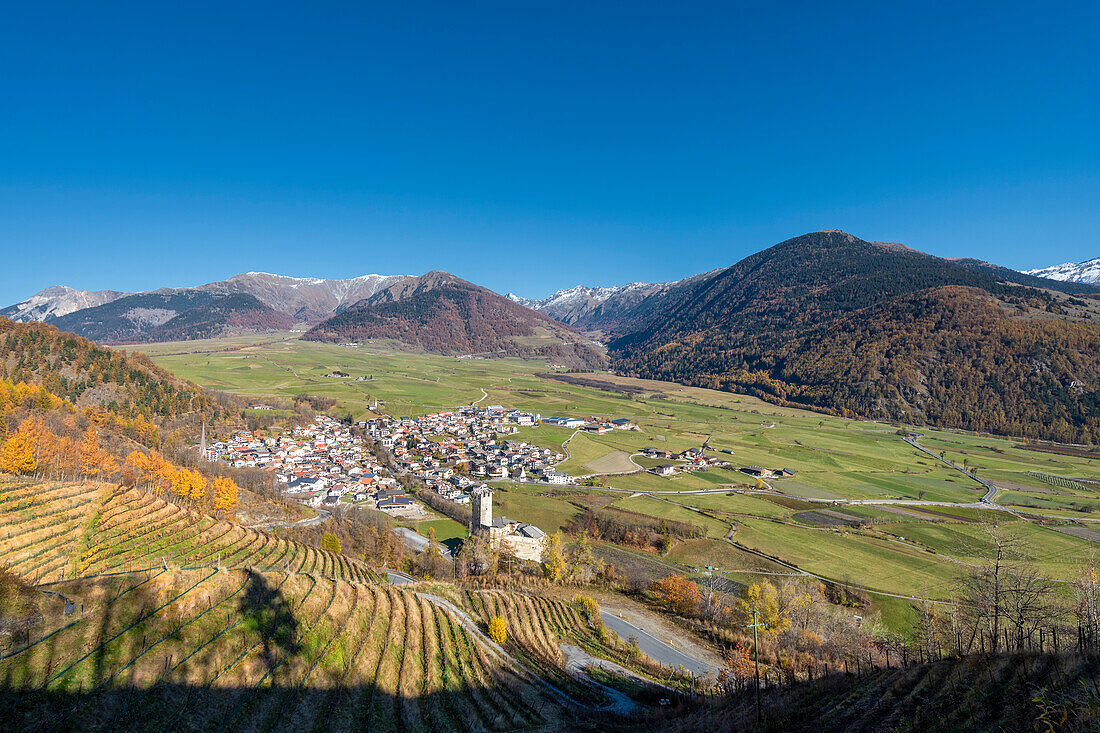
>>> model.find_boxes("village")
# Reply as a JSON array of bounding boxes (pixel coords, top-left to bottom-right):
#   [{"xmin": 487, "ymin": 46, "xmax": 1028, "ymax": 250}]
[
  {"xmin": 205, "ymin": 403, "xmax": 782, "ymax": 563},
  {"xmin": 206, "ymin": 406, "xmax": 603, "ymax": 561}
]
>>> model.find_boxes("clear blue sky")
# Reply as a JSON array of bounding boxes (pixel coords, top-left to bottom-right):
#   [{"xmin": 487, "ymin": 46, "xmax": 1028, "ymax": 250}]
[{"xmin": 1, "ymin": 1, "xmax": 1097, "ymax": 305}]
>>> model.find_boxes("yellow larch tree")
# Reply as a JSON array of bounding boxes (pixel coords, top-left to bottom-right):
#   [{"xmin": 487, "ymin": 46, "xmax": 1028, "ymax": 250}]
[
  {"xmin": 212, "ymin": 476, "xmax": 239, "ymax": 514},
  {"xmin": 78, "ymin": 427, "xmax": 108, "ymax": 479},
  {"xmin": 736, "ymin": 581, "xmax": 790, "ymax": 638},
  {"xmin": 0, "ymin": 419, "xmax": 38, "ymax": 475},
  {"xmin": 187, "ymin": 470, "xmax": 207, "ymax": 504},
  {"xmin": 488, "ymin": 616, "xmax": 507, "ymax": 644}
]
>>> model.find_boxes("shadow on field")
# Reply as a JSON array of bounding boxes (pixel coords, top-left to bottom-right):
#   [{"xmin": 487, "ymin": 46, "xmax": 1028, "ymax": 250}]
[{"xmin": 239, "ymin": 569, "xmax": 299, "ymax": 683}]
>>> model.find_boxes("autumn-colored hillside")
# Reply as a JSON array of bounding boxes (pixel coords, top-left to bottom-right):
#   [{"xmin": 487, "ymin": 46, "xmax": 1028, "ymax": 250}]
[
  {"xmin": 611, "ymin": 232, "xmax": 1100, "ymax": 443},
  {"xmin": 0, "ymin": 317, "xmax": 298, "ymax": 520},
  {"xmin": 305, "ymin": 271, "xmax": 608, "ymax": 368}
]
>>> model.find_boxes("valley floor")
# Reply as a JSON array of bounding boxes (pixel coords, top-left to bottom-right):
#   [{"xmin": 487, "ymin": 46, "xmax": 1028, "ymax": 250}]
[{"xmin": 139, "ymin": 335, "xmax": 1100, "ymax": 632}]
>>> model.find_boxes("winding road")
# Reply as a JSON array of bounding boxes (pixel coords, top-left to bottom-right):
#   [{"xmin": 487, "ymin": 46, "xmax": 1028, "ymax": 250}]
[
  {"xmin": 600, "ymin": 612, "xmax": 716, "ymax": 676},
  {"xmin": 903, "ymin": 434, "xmax": 1000, "ymax": 503}
]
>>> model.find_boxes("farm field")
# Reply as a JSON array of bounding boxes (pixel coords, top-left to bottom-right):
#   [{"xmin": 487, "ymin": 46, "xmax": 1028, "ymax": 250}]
[
  {"xmin": 485, "ymin": 485, "xmax": 582, "ymax": 533},
  {"xmin": 729, "ymin": 517, "xmax": 968, "ymax": 598},
  {"xmin": 0, "ymin": 478, "xmax": 380, "ymax": 585},
  {"xmin": 137, "ymin": 336, "xmax": 1100, "ymax": 621}
]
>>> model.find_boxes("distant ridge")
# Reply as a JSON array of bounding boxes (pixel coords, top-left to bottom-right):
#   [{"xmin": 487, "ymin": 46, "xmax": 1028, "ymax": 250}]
[
  {"xmin": 0, "ymin": 271, "xmax": 413, "ymax": 343},
  {"xmin": 507, "ymin": 269, "xmax": 722, "ymax": 335},
  {"xmin": 305, "ymin": 271, "xmax": 608, "ymax": 368},
  {"xmin": 1023, "ymin": 256, "xmax": 1100, "ymax": 285}
]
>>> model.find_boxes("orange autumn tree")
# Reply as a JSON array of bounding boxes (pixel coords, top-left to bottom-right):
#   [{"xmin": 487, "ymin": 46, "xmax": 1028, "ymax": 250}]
[
  {"xmin": 0, "ymin": 418, "xmax": 38, "ymax": 475},
  {"xmin": 177, "ymin": 468, "xmax": 207, "ymax": 504},
  {"xmin": 78, "ymin": 427, "xmax": 112, "ymax": 479},
  {"xmin": 212, "ymin": 476, "xmax": 239, "ymax": 514},
  {"xmin": 126, "ymin": 449, "xmax": 177, "ymax": 495},
  {"xmin": 650, "ymin": 573, "xmax": 702, "ymax": 616}
]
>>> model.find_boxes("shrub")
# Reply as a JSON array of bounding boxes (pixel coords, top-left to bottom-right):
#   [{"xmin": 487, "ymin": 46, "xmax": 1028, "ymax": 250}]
[
  {"xmin": 572, "ymin": 594, "xmax": 601, "ymax": 626},
  {"xmin": 488, "ymin": 615, "xmax": 507, "ymax": 644},
  {"xmin": 650, "ymin": 574, "xmax": 702, "ymax": 616},
  {"xmin": 321, "ymin": 532, "xmax": 341, "ymax": 554}
]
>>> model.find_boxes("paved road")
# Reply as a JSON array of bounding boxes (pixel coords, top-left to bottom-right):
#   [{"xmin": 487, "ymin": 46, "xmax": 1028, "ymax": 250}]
[
  {"xmin": 904, "ymin": 434, "xmax": 1001, "ymax": 503},
  {"xmin": 600, "ymin": 611, "xmax": 716, "ymax": 676},
  {"xmin": 386, "ymin": 570, "xmax": 418, "ymax": 585},
  {"xmin": 561, "ymin": 430, "xmax": 579, "ymax": 461},
  {"xmin": 560, "ymin": 644, "xmax": 641, "ymax": 714}
]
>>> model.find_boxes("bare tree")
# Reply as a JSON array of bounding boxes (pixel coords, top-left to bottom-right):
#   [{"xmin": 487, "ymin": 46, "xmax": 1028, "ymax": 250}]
[
  {"xmin": 1073, "ymin": 555, "xmax": 1100, "ymax": 648},
  {"xmin": 957, "ymin": 524, "xmax": 1020, "ymax": 653},
  {"xmin": 1003, "ymin": 562, "xmax": 1058, "ymax": 649}
]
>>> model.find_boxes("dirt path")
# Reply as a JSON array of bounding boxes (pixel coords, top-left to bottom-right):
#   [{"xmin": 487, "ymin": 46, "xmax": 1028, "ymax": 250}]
[{"xmin": 559, "ymin": 643, "xmax": 641, "ymax": 714}]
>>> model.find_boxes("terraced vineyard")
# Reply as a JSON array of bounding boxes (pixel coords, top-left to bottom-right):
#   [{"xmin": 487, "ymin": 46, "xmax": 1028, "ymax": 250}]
[
  {"xmin": 0, "ymin": 568, "xmax": 577, "ymax": 731},
  {"xmin": 0, "ymin": 479, "xmax": 380, "ymax": 584},
  {"xmin": 0, "ymin": 477, "xmax": 664, "ymax": 730}
]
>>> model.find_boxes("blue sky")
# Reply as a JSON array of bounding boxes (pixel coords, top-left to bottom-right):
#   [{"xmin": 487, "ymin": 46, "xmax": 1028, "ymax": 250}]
[{"xmin": 1, "ymin": 1, "xmax": 1097, "ymax": 305}]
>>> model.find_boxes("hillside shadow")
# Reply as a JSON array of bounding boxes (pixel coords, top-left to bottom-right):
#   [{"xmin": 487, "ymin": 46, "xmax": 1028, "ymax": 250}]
[
  {"xmin": 0, "ymin": 685, "xmax": 596, "ymax": 732},
  {"xmin": 238, "ymin": 570, "xmax": 299, "ymax": 683}
]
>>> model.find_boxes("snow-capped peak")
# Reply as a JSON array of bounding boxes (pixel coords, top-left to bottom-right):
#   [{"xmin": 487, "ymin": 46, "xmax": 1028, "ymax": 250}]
[{"xmin": 1023, "ymin": 257, "xmax": 1100, "ymax": 285}]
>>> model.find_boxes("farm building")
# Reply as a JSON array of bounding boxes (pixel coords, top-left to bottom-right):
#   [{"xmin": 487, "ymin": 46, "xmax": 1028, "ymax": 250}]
[{"xmin": 740, "ymin": 466, "xmax": 771, "ymax": 477}]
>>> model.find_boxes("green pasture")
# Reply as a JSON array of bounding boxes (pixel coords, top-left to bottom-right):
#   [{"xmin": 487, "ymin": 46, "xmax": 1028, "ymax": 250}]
[
  {"xmin": 666, "ymin": 538, "xmax": 790, "ymax": 573},
  {"xmin": 485, "ymin": 486, "xmax": 581, "ymax": 533},
  {"xmin": 608, "ymin": 495, "xmax": 730, "ymax": 539},
  {"xmin": 140, "ymin": 334, "xmax": 1100, "ymax": 621},
  {"xmin": 729, "ymin": 517, "xmax": 966, "ymax": 598}
]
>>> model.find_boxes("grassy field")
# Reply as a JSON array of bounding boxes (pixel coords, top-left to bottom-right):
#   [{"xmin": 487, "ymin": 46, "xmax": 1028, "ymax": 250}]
[
  {"xmin": 485, "ymin": 485, "xmax": 581, "ymax": 533},
  {"xmin": 138, "ymin": 335, "xmax": 1100, "ymax": 620},
  {"xmin": 729, "ymin": 517, "xmax": 967, "ymax": 597}
]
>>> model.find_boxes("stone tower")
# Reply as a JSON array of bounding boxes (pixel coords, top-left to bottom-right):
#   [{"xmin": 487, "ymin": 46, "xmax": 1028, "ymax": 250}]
[{"xmin": 470, "ymin": 486, "xmax": 493, "ymax": 534}]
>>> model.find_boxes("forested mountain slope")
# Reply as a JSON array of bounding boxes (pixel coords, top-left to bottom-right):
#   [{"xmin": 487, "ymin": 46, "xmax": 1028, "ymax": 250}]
[
  {"xmin": 0, "ymin": 317, "xmax": 222, "ymax": 419},
  {"xmin": 610, "ymin": 231, "xmax": 1100, "ymax": 442},
  {"xmin": 305, "ymin": 271, "xmax": 608, "ymax": 368}
]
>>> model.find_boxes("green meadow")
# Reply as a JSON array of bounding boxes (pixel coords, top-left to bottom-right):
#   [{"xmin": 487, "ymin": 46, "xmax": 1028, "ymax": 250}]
[{"xmin": 141, "ymin": 335, "xmax": 1100, "ymax": 625}]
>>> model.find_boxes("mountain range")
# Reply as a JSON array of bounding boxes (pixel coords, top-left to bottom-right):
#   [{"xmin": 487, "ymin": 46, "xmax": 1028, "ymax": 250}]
[
  {"xmin": 0, "ymin": 272, "xmax": 411, "ymax": 343},
  {"xmin": 1023, "ymin": 256, "xmax": 1100, "ymax": 285},
  {"xmin": 4, "ymin": 233, "xmax": 1100, "ymax": 440},
  {"xmin": 506, "ymin": 269, "xmax": 721, "ymax": 336}
]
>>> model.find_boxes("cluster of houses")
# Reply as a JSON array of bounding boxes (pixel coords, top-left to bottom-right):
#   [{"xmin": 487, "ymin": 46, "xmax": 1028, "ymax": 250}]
[
  {"xmin": 207, "ymin": 404, "xmax": 650, "ymax": 564},
  {"xmin": 359, "ymin": 406, "xmax": 574, "ymax": 502},
  {"xmin": 641, "ymin": 446, "xmax": 732, "ymax": 477},
  {"xmin": 358, "ymin": 406, "xmax": 584, "ymax": 562},
  {"xmin": 206, "ymin": 416, "xmax": 413, "ymax": 513}
]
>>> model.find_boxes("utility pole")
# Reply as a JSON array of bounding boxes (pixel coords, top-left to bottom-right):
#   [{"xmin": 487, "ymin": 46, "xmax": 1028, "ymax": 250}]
[{"xmin": 742, "ymin": 606, "xmax": 768, "ymax": 727}]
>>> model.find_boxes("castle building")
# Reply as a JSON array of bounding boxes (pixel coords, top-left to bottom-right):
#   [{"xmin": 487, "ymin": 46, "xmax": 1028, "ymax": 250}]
[
  {"xmin": 471, "ymin": 485, "xmax": 495, "ymax": 535},
  {"xmin": 468, "ymin": 485, "xmax": 546, "ymax": 562}
]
